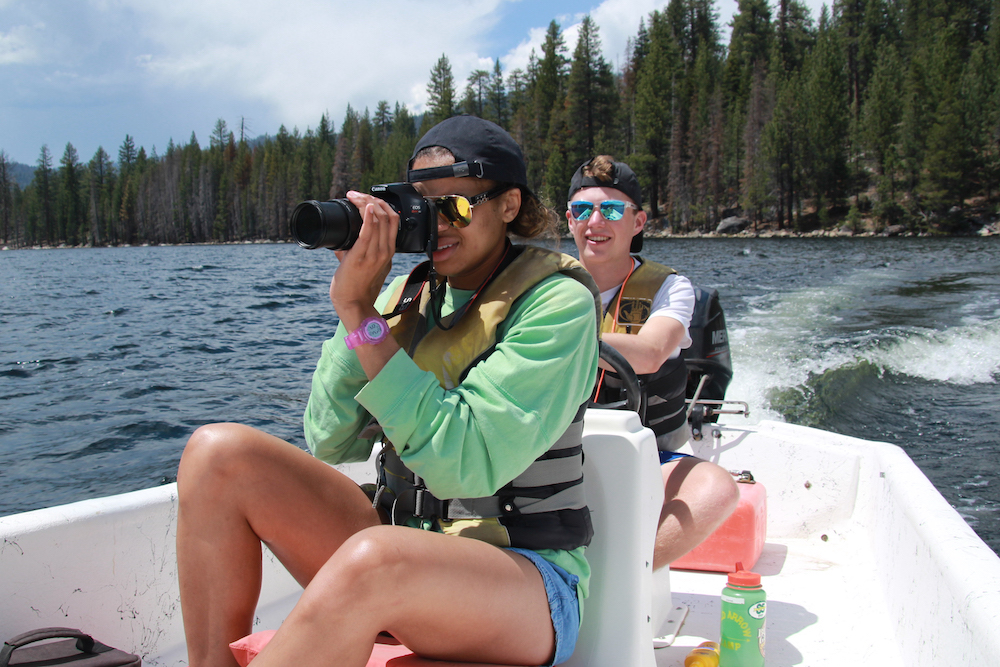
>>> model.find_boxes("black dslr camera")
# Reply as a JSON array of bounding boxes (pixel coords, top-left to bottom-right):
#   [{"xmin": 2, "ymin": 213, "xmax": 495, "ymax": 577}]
[{"xmin": 290, "ymin": 183, "xmax": 437, "ymax": 253}]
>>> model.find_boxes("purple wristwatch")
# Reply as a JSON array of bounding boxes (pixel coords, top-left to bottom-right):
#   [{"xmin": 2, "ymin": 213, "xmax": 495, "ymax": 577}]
[{"xmin": 345, "ymin": 316, "xmax": 390, "ymax": 350}]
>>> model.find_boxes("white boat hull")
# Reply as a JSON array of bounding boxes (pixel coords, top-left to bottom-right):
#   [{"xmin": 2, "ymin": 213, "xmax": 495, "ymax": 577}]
[{"xmin": 2, "ymin": 416, "xmax": 998, "ymax": 666}]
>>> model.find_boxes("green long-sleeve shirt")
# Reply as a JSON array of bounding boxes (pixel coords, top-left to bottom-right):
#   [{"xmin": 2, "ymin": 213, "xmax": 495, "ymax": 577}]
[{"xmin": 304, "ymin": 269, "xmax": 599, "ymax": 611}]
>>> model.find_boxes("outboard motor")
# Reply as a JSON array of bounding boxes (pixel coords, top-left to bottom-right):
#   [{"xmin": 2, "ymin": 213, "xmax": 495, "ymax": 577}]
[{"xmin": 684, "ymin": 287, "xmax": 746, "ymax": 439}]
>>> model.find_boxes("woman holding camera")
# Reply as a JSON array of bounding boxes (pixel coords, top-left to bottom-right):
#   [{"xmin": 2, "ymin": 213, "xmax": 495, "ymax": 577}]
[{"xmin": 175, "ymin": 115, "xmax": 600, "ymax": 667}]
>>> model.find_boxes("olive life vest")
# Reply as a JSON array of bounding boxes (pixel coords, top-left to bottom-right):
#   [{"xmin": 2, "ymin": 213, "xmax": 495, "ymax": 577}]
[
  {"xmin": 596, "ymin": 257, "xmax": 689, "ymax": 442},
  {"xmin": 376, "ymin": 245, "xmax": 600, "ymax": 551}
]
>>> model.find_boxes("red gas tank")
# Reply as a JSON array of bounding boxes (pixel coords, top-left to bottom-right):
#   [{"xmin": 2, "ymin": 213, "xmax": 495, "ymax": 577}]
[{"xmin": 671, "ymin": 474, "xmax": 767, "ymax": 573}]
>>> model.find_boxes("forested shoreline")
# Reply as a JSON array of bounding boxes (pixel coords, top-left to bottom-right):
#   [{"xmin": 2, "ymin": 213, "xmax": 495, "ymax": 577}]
[{"xmin": 1, "ymin": 0, "xmax": 998, "ymax": 249}]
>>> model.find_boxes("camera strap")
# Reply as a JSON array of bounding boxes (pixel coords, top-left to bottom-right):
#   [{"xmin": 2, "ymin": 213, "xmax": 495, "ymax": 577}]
[{"xmin": 383, "ymin": 264, "xmax": 431, "ymax": 321}]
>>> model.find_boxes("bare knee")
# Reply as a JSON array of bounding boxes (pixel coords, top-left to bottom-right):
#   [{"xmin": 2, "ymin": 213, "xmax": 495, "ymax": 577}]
[
  {"xmin": 693, "ymin": 463, "xmax": 740, "ymax": 524},
  {"xmin": 663, "ymin": 459, "xmax": 741, "ymax": 522},
  {"xmin": 298, "ymin": 526, "xmax": 406, "ymax": 615},
  {"xmin": 178, "ymin": 423, "xmax": 262, "ymax": 499},
  {"xmin": 336, "ymin": 527, "xmax": 408, "ymax": 591},
  {"xmin": 718, "ymin": 469, "xmax": 741, "ymax": 515}
]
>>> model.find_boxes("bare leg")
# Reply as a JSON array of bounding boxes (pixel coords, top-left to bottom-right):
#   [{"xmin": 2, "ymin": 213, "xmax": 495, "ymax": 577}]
[
  {"xmin": 176, "ymin": 423, "xmax": 381, "ymax": 667},
  {"xmin": 250, "ymin": 525, "xmax": 558, "ymax": 667},
  {"xmin": 652, "ymin": 457, "xmax": 740, "ymax": 569}
]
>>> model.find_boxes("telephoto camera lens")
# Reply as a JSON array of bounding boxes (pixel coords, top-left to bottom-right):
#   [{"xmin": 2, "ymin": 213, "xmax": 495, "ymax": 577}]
[{"xmin": 290, "ymin": 199, "xmax": 362, "ymax": 250}]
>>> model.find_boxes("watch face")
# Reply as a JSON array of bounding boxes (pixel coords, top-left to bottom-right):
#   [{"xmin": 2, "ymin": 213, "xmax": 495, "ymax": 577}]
[{"xmin": 363, "ymin": 318, "xmax": 387, "ymax": 341}]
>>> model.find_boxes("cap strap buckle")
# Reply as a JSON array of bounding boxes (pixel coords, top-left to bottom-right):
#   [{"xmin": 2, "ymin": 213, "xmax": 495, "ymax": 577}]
[{"xmin": 408, "ymin": 160, "xmax": 485, "ymax": 183}]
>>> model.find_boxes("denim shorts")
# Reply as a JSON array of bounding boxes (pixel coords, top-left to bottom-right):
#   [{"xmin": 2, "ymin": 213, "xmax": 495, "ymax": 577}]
[
  {"xmin": 659, "ymin": 450, "xmax": 693, "ymax": 465},
  {"xmin": 506, "ymin": 547, "xmax": 581, "ymax": 666}
]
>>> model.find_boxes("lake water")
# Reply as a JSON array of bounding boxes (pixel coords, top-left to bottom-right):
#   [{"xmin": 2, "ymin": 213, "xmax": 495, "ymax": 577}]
[{"xmin": 1, "ymin": 237, "xmax": 998, "ymax": 554}]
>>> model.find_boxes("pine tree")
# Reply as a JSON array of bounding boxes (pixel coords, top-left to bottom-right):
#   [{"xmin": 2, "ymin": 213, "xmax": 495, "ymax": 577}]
[
  {"xmin": 488, "ymin": 60, "xmax": 508, "ymax": 128},
  {"xmin": 426, "ymin": 55, "xmax": 457, "ymax": 126},
  {"xmin": 35, "ymin": 145, "xmax": 55, "ymax": 244},
  {"xmin": 373, "ymin": 102, "xmax": 393, "ymax": 142},
  {"xmin": 635, "ymin": 10, "xmax": 681, "ymax": 217},
  {"xmin": 353, "ymin": 110, "xmax": 374, "ymax": 192},
  {"xmin": 506, "ymin": 67, "xmax": 529, "ymax": 121},
  {"xmin": 835, "ymin": 0, "xmax": 866, "ymax": 116},
  {"xmin": 762, "ymin": 71, "xmax": 804, "ymax": 228},
  {"xmin": 742, "ymin": 67, "xmax": 775, "ymax": 227},
  {"xmin": 973, "ymin": 0, "xmax": 1000, "ymax": 199},
  {"xmin": 331, "ymin": 105, "xmax": 359, "ymax": 198},
  {"xmin": 724, "ymin": 0, "xmax": 774, "ymax": 204},
  {"xmin": 462, "ymin": 69, "xmax": 491, "ymax": 117},
  {"xmin": 725, "ymin": 0, "xmax": 774, "ymax": 109},
  {"xmin": 774, "ymin": 0, "xmax": 816, "ymax": 74},
  {"xmin": 564, "ymin": 15, "xmax": 617, "ymax": 174},
  {"xmin": 544, "ymin": 100, "xmax": 571, "ymax": 212},
  {"xmin": 617, "ymin": 20, "xmax": 651, "ymax": 160},
  {"xmin": 372, "ymin": 103, "xmax": 416, "ymax": 185},
  {"xmin": 118, "ymin": 135, "xmax": 137, "ymax": 170},
  {"xmin": 0, "ymin": 151, "xmax": 11, "ymax": 245},
  {"xmin": 688, "ymin": 43, "xmax": 726, "ymax": 229},
  {"xmin": 59, "ymin": 143, "xmax": 85, "ymax": 244},
  {"xmin": 860, "ymin": 42, "xmax": 903, "ymax": 197},
  {"xmin": 315, "ymin": 112, "xmax": 337, "ymax": 198},
  {"xmin": 800, "ymin": 8, "xmax": 849, "ymax": 208},
  {"xmin": 918, "ymin": 23, "xmax": 972, "ymax": 216},
  {"xmin": 535, "ymin": 21, "xmax": 570, "ymax": 146},
  {"xmin": 518, "ymin": 50, "xmax": 547, "ymax": 192}
]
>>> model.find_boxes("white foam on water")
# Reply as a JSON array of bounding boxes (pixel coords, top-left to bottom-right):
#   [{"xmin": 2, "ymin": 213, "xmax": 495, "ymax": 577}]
[
  {"xmin": 720, "ymin": 281, "xmax": 869, "ymax": 424},
  {"xmin": 717, "ymin": 272, "xmax": 1000, "ymax": 426},
  {"xmin": 868, "ymin": 320, "xmax": 1000, "ymax": 385}
]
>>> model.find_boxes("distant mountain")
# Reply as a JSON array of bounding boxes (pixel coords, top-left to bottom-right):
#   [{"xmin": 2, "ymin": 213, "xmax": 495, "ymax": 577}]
[{"xmin": 8, "ymin": 162, "xmax": 35, "ymax": 189}]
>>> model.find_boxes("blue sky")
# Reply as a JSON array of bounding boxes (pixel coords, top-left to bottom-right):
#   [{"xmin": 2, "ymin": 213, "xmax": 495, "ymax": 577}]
[{"xmin": 0, "ymin": 0, "xmax": 827, "ymax": 167}]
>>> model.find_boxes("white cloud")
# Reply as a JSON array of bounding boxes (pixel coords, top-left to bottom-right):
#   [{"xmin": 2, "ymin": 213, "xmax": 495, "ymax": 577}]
[
  {"xmin": 112, "ymin": 0, "xmax": 660, "ymax": 129},
  {"xmin": 501, "ymin": 25, "xmax": 547, "ymax": 73},
  {"xmin": 499, "ymin": 0, "xmax": 659, "ymax": 76},
  {"xmin": 589, "ymin": 0, "xmax": 661, "ymax": 66},
  {"xmin": 118, "ymin": 0, "xmax": 507, "ymax": 129},
  {"xmin": 0, "ymin": 23, "xmax": 42, "ymax": 66}
]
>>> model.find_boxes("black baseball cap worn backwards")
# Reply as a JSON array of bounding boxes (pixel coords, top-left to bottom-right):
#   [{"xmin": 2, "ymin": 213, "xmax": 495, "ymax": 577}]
[{"xmin": 407, "ymin": 115, "xmax": 529, "ymax": 189}]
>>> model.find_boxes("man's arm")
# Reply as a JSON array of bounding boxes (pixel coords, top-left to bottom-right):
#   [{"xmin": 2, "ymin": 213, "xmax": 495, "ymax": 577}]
[{"xmin": 599, "ymin": 316, "xmax": 688, "ymax": 374}]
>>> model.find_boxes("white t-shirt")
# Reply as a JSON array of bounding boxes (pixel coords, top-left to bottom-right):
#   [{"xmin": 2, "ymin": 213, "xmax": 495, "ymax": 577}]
[{"xmin": 599, "ymin": 257, "xmax": 695, "ymax": 359}]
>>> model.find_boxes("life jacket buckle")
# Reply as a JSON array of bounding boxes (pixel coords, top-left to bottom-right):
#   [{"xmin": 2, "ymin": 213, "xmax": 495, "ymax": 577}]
[
  {"xmin": 499, "ymin": 496, "xmax": 519, "ymax": 516},
  {"xmin": 412, "ymin": 475, "xmax": 449, "ymax": 521}
]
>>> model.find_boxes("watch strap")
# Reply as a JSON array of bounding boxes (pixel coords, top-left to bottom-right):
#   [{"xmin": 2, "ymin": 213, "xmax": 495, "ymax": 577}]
[{"xmin": 345, "ymin": 316, "xmax": 389, "ymax": 350}]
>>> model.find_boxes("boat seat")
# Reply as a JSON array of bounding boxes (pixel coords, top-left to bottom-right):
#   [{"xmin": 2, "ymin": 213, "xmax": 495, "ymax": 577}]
[{"xmin": 562, "ymin": 408, "xmax": 663, "ymax": 667}]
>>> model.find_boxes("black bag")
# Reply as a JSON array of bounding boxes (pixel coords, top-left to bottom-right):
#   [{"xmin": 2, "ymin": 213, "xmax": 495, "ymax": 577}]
[{"xmin": 1, "ymin": 627, "xmax": 141, "ymax": 666}]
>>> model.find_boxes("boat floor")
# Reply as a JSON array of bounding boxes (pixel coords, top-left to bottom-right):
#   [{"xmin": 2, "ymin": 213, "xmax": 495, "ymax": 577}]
[{"xmin": 656, "ymin": 532, "xmax": 902, "ymax": 666}]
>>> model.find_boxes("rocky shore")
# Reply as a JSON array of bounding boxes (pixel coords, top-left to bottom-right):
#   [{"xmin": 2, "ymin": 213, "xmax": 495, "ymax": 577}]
[
  {"xmin": 641, "ymin": 215, "xmax": 1000, "ymax": 239},
  {"xmin": 5, "ymin": 217, "xmax": 1000, "ymax": 252}
]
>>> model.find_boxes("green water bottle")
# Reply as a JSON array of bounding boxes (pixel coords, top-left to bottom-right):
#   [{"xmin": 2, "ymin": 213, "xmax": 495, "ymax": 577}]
[{"xmin": 720, "ymin": 562, "xmax": 766, "ymax": 667}]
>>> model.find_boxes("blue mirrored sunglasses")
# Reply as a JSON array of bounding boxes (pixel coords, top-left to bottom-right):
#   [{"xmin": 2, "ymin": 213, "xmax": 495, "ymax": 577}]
[{"xmin": 568, "ymin": 199, "xmax": 638, "ymax": 221}]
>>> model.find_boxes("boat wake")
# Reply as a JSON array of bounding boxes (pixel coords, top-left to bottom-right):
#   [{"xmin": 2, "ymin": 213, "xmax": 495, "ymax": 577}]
[
  {"xmin": 866, "ymin": 319, "xmax": 1000, "ymax": 385},
  {"xmin": 724, "ymin": 274, "xmax": 1000, "ymax": 426},
  {"xmin": 721, "ymin": 277, "xmax": 1000, "ymax": 553}
]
